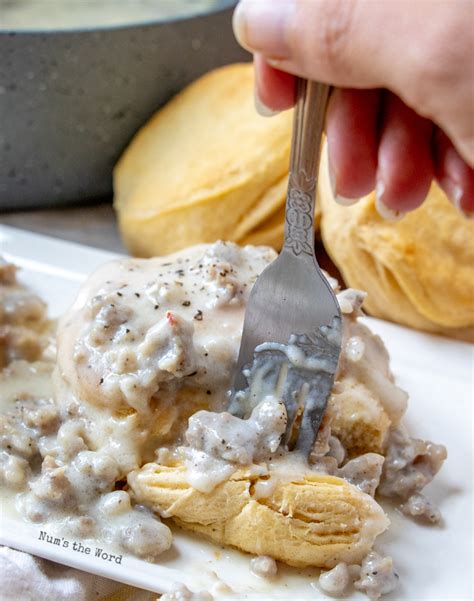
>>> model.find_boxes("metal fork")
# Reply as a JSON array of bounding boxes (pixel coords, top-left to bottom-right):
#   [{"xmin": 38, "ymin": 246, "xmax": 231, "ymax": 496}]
[{"xmin": 230, "ymin": 79, "xmax": 342, "ymax": 457}]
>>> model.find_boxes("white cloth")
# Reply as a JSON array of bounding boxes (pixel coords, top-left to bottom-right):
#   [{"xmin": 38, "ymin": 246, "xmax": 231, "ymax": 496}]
[
  {"xmin": 0, "ymin": 546, "xmax": 155, "ymax": 601},
  {"xmin": 1, "ymin": 546, "xmax": 91, "ymax": 601}
]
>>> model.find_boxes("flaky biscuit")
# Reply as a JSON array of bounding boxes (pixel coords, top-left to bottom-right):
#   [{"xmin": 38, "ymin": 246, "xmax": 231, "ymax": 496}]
[
  {"xmin": 114, "ymin": 64, "xmax": 320, "ymax": 256},
  {"xmin": 129, "ymin": 463, "xmax": 389, "ymax": 569},
  {"xmin": 114, "ymin": 63, "xmax": 292, "ymax": 256},
  {"xmin": 319, "ymin": 145, "xmax": 474, "ymax": 341},
  {"xmin": 329, "ymin": 379, "xmax": 391, "ymax": 457}
]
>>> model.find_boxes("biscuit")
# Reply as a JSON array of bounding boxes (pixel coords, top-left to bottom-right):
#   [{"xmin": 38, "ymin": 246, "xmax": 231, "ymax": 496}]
[
  {"xmin": 319, "ymin": 145, "xmax": 474, "ymax": 341},
  {"xmin": 329, "ymin": 379, "xmax": 391, "ymax": 457},
  {"xmin": 114, "ymin": 64, "xmax": 320, "ymax": 256},
  {"xmin": 129, "ymin": 463, "xmax": 389, "ymax": 569}
]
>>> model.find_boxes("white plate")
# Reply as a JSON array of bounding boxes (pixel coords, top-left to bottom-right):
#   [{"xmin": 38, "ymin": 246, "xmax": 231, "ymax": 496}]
[{"xmin": 0, "ymin": 225, "xmax": 472, "ymax": 600}]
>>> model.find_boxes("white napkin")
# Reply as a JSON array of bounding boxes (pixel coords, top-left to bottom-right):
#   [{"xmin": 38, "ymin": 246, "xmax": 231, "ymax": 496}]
[
  {"xmin": 1, "ymin": 546, "xmax": 92, "ymax": 601},
  {"xmin": 0, "ymin": 546, "xmax": 155, "ymax": 601}
]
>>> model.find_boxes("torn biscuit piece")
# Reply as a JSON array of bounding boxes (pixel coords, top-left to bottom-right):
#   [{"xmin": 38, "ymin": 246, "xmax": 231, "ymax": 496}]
[{"xmin": 129, "ymin": 463, "xmax": 389, "ymax": 569}]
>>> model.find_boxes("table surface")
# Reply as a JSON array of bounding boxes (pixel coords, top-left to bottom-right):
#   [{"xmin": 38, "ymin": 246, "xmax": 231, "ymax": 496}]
[{"xmin": 0, "ymin": 203, "xmax": 126, "ymax": 254}]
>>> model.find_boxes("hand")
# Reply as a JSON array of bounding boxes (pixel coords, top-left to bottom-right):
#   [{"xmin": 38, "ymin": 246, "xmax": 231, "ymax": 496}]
[{"xmin": 233, "ymin": 0, "xmax": 474, "ymax": 219}]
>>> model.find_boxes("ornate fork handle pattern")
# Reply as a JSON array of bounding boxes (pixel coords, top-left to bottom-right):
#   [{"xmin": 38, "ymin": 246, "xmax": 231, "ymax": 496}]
[
  {"xmin": 283, "ymin": 79, "xmax": 329, "ymax": 260},
  {"xmin": 284, "ymin": 169, "xmax": 316, "ymax": 257}
]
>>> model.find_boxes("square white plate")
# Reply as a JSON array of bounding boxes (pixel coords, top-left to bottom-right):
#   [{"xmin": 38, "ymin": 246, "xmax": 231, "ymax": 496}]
[{"xmin": 0, "ymin": 225, "xmax": 472, "ymax": 600}]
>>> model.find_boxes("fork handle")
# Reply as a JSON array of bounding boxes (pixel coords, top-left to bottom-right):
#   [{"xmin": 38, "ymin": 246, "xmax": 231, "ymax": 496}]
[{"xmin": 283, "ymin": 79, "xmax": 330, "ymax": 260}]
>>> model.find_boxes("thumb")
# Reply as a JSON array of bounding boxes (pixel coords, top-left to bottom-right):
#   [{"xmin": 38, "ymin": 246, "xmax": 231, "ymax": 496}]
[
  {"xmin": 233, "ymin": 0, "xmax": 416, "ymax": 89},
  {"xmin": 233, "ymin": 0, "xmax": 474, "ymax": 167}
]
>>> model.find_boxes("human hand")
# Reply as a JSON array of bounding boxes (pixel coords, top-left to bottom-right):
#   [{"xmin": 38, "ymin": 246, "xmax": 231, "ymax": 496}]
[{"xmin": 233, "ymin": 0, "xmax": 474, "ymax": 219}]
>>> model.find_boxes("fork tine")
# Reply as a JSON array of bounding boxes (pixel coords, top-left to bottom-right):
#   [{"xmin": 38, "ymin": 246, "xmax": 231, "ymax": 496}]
[
  {"xmin": 231, "ymin": 79, "xmax": 342, "ymax": 457},
  {"xmin": 294, "ymin": 374, "xmax": 335, "ymax": 455},
  {"xmin": 280, "ymin": 368, "xmax": 301, "ymax": 446},
  {"xmin": 231, "ymin": 322, "xmax": 341, "ymax": 457}
]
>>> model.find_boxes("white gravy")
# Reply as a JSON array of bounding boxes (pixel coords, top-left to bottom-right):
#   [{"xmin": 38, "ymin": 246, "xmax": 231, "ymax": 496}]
[{"xmin": 0, "ymin": 242, "xmax": 447, "ymax": 598}]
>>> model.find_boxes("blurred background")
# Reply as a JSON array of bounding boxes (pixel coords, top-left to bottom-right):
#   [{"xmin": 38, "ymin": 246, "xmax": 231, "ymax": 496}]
[{"xmin": 0, "ymin": 0, "xmax": 247, "ymax": 211}]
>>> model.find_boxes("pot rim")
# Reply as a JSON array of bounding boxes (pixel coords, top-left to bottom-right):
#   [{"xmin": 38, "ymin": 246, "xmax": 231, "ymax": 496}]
[{"xmin": 0, "ymin": 0, "xmax": 236, "ymax": 36}]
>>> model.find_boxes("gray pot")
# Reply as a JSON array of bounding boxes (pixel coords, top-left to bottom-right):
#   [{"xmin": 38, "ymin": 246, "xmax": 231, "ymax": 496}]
[{"xmin": 0, "ymin": 1, "xmax": 249, "ymax": 210}]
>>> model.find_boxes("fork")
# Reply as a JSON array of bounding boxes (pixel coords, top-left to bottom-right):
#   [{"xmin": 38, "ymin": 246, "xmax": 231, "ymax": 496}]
[{"xmin": 229, "ymin": 79, "xmax": 342, "ymax": 457}]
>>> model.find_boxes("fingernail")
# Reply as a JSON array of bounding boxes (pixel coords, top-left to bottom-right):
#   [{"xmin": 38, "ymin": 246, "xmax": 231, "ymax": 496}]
[
  {"xmin": 441, "ymin": 178, "xmax": 474, "ymax": 218},
  {"xmin": 451, "ymin": 183, "xmax": 463, "ymax": 209},
  {"xmin": 336, "ymin": 195, "xmax": 359, "ymax": 206},
  {"xmin": 328, "ymin": 160, "xmax": 359, "ymax": 206},
  {"xmin": 328, "ymin": 158, "xmax": 337, "ymax": 194},
  {"xmin": 233, "ymin": 0, "xmax": 294, "ymax": 58},
  {"xmin": 375, "ymin": 180, "xmax": 406, "ymax": 221},
  {"xmin": 451, "ymin": 184, "xmax": 473, "ymax": 218},
  {"xmin": 254, "ymin": 86, "xmax": 280, "ymax": 117}
]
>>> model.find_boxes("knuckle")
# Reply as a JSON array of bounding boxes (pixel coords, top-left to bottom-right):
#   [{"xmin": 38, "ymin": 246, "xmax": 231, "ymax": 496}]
[
  {"xmin": 318, "ymin": 0, "xmax": 356, "ymax": 72},
  {"xmin": 406, "ymin": 25, "xmax": 468, "ymax": 120},
  {"xmin": 290, "ymin": 0, "xmax": 356, "ymax": 75},
  {"xmin": 404, "ymin": 59, "xmax": 448, "ymax": 121},
  {"xmin": 418, "ymin": 52, "xmax": 454, "ymax": 96},
  {"xmin": 322, "ymin": 1, "xmax": 353, "ymax": 68}
]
